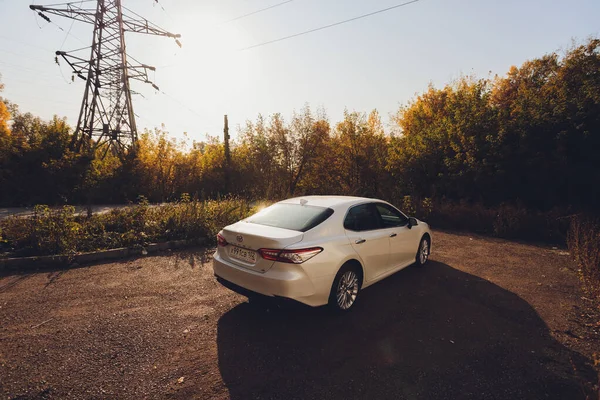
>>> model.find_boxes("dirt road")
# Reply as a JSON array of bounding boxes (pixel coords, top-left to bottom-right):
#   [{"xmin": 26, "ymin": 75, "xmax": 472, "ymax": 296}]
[
  {"xmin": 0, "ymin": 205, "xmax": 122, "ymax": 220},
  {"xmin": 1, "ymin": 231, "xmax": 598, "ymax": 399}
]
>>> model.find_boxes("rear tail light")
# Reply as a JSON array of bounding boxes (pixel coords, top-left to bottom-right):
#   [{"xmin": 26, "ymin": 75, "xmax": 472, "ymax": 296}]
[
  {"xmin": 217, "ymin": 233, "xmax": 228, "ymax": 247},
  {"xmin": 258, "ymin": 247, "xmax": 323, "ymax": 264}
]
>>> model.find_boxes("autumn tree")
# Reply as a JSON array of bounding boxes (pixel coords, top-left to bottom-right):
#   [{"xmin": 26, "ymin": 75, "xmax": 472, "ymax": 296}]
[
  {"xmin": 0, "ymin": 108, "xmax": 84, "ymax": 205},
  {"xmin": 389, "ymin": 37, "xmax": 600, "ymax": 210},
  {"xmin": 234, "ymin": 106, "xmax": 329, "ymax": 198},
  {"xmin": 279, "ymin": 105, "xmax": 328, "ymax": 196},
  {"xmin": 0, "ymin": 75, "xmax": 10, "ymax": 137},
  {"xmin": 0, "ymin": 75, "xmax": 12, "ymax": 180},
  {"xmin": 332, "ymin": 109, "xmax": 389, "ymax": 197},
  {"xmin": 0, "ymin": 37, "xmax": 599, "ymax": 212},
  {"xmin": 234, "ymin": 115, "xmax": 279, "ymax": 198}
]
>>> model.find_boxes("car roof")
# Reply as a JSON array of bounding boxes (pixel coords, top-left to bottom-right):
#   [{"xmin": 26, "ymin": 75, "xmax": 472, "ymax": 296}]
[{"xmin": 279, "ymin": 195, "xmax": 384, "ymax": 210}]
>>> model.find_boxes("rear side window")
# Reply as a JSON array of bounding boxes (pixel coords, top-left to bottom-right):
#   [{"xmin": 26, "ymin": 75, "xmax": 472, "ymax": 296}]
[
  {"xmin": 344, "ymin": 204, "xmax": 382, "ymax": 231},
  {"xmin": 247, "ymin": 203, "xmax": 334, "ymax": 232}
]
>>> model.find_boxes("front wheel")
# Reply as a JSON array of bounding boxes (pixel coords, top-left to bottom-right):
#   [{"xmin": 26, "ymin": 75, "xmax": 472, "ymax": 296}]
[
  {"xmin": 329, "ymin": 266, "xmax": 361, "ymax": 311},
  {"xmin": 415, "ymin": 236, "xmax": 430, "ymax": 266}
]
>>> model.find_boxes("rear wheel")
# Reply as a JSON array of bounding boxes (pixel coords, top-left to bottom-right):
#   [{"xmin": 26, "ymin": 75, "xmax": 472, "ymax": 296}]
[
  {"xmin": 329, "ymin": 265, "xmax": 361, "ymax": 311},
  {"xmin": 415, "ymin": 236, "xmax": 430, "ymax": 266}
]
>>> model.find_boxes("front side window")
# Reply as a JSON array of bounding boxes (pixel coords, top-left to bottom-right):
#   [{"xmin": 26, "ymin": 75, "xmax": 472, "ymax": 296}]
[
  {"xmin": 375, "ymin": 203, "xmax": 409, "ymax": 228},
  {"xmin": 344, "ymin": 204, "xmax": 382, "ymax": 231}
]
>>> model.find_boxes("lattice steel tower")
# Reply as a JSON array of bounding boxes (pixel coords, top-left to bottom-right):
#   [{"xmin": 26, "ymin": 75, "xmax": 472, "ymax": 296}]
[{"xmin": 30, "ymin": 0, "xmax": 181, "ymax": 155}]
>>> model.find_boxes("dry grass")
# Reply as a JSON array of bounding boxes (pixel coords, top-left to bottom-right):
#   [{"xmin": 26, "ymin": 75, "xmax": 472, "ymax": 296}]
[
  {"xmin": 568, "ymin": 214, "xmax": 600, "ymax": 304},
  {"xmin": 0, "ymin": 197, "xmax": 252, "ymax": 258}
]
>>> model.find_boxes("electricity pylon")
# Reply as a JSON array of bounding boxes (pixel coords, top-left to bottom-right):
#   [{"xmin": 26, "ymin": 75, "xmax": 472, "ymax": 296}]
[{"xmin": 30, "ymin": 0, "xmax": 181, "ymax": 156}]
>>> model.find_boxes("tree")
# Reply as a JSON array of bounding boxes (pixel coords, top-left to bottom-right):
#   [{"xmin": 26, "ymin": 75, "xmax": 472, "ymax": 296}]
[
  {"xmin": 283, "ymin": 105, "xmax": 328, "ymax": 196},
  {"xmin": 0, "ymin": 75, "xmax": 10, "ymax": 137},
  {"xmin": 333, "ymin": 109, "xmax": 389, "ymax": 197}
]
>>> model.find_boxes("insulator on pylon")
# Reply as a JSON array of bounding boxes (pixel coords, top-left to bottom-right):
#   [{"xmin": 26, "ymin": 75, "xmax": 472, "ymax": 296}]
[
  {"xmin": 38, "ymin": 12, "xmax": 50, "ymax": 22},
  {"xmin": 28, "ymin": 0, "xmax": 181, "ymax": 157}
]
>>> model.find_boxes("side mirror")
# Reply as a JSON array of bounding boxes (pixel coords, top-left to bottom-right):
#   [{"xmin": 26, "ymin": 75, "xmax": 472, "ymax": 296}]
[{"xmin": 407, "ymin": 217, "xmax": 418, "ymax": 229}]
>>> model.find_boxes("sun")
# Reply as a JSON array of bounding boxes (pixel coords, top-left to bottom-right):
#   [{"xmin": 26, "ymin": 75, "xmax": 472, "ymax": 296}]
[{"xmin": 172, "ymin": 14, "xmax": 255, "ymax": 92}]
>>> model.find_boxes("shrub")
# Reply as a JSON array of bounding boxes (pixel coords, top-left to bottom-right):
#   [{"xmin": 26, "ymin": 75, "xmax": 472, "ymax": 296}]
[
  {"xmin": 568, "ymin": 214, "xmax": 600, "ymax": 303},
  {"xmin": 0, "ymin": 198, "xmax": 253, "ymax": 258},
  {"xmin": 402, "ymin": 196, "xmax": 416, "ymax": 216},
  {"xmin": 2, "ymin": 205, "xmax": 80, "ymax": 257},
  {"xmin": 419, "ymin": 200, "xmax": 569, "ymax": 244},
  {"xmin": 424, "ymin": 201, "xmax": 496, "ymax": 234},
  {"xmin": 420, "ymin": 198, "xmax": 433, "ymax": 219},
  {"xmin": 492, "ymin": 204, "xmax": 569, "ymax": 243}
]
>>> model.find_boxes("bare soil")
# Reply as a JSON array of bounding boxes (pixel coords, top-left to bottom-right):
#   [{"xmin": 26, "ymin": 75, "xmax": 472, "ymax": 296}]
[{"xmin": 1, "ymin": 231, "xmax": 598, "ymax": 399}]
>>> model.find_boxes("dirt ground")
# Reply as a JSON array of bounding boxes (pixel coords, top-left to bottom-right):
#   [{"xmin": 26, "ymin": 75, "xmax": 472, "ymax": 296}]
[
  {"xmin": 1, "ymin": 231, "xmax": 598, "ymax": 399},
  {"xmin": 0, "ymin": 205, "xmax": 123, "ymax": 220}
]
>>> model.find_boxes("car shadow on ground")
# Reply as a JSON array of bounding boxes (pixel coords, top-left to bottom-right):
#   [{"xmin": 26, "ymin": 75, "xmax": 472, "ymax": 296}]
[{"xmin": 217, "ymin": 261, "xmax": 597, "ymax": 400}]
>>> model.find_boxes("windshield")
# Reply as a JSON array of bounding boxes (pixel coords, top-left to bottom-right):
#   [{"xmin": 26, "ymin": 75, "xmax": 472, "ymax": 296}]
[{"xmin": 246, "ymin": 203, "xmax": 334, "ymax": 232}]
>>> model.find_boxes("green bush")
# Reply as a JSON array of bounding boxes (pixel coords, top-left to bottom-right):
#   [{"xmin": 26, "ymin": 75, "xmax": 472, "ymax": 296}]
[
  {"xmin": 401, "ymin": 196, "xmax": 416, "ymax": 217},
  {"xmin": 420, "ymin": 198, "xmax": 433, "ymax": 219},
  {"xmin": 0, "ymin": 198, "xmax": 253, "ymax": 258},
  {"xmin": 568, "ymin": 214, "xmax": 600, "ymax": 303},
  {"xmin": 2, "ymin": 205, "xmax": 81, "ymax": 257}
]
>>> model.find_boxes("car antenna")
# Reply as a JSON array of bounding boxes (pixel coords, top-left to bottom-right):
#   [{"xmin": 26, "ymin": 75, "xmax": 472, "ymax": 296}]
[{"xmin": 300, "ymin": 199, "xmax": 308, "ymax": 206}]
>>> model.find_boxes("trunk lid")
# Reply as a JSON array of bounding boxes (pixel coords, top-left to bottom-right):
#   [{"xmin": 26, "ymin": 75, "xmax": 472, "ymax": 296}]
[{"xmin": 219, "ymin": 221, "xmax": 304, "ymax": 273}]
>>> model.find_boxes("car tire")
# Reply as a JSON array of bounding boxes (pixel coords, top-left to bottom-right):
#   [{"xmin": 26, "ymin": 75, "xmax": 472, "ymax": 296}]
[
  {"xmin": 415, "ymin": 236, "xmax": 430, "ymax": 266},
  {"xmin": 328, "ymin": 264, "xmax": 362, "ymax": 312}
]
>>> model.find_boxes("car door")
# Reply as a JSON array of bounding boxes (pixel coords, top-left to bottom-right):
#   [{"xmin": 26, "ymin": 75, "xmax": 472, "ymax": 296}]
[
  {"xmin": 374, "ymin": 203, "xmax": 420, "ymax": 269},
  {"xmin": 343, "ymin": 203, "xmax": 391, "ymax": 282}
]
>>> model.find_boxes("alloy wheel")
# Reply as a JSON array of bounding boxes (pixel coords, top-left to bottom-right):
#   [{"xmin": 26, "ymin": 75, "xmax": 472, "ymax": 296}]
[
  {"xmin": 420, "ymin": 239, "xmax": 429, "ymax": 264},
  {"xmin": 336, "ymin": 270, "xmax": 359, "ymax": 310}
]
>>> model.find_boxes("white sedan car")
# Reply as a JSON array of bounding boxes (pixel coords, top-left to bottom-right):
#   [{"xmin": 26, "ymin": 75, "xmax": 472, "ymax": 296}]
[{"xmin": 213, "ymin": 196, "xmax": 432, "ymax": 311}]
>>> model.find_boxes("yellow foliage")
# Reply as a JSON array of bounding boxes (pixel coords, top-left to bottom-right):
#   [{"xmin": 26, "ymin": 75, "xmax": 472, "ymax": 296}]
[{"xmin": 0, "ymin": 76, "xmax": 10, "ymax": 137}]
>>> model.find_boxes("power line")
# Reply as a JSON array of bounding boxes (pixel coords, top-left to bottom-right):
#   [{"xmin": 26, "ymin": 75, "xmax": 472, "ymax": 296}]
[
  {"xmin": 0, "ymin": 53, "xmax": 75, "ymax": 84},
  {"xmin": 240, "ymin": 0, "xmax": 421, "ymax": 51},
  {"xmin": 2, "ymin": 91, "xmax": 77, "ymax": 107},
  {"xmin": 60, "ymin": 0, "xmax": 85, "ymax": 50},
  {"xmin": 153, "ymin": 0, "xmax": 175, "ymax": 24},
  {"xmin": 0, "ymin": 35, "xmax": 55, "ymax": 52},
  {"xmin": 155, "ymin": 89, "xmax": 224, "ymax": 133},
  {"xmin": 0, "ymin": 60, "xmax": 59, "ymax": 77},
  {"xmin": 29, "ymin": 0, "xmax": 182, "ymax": 155},
  {"xmin": 221, "ymin": 0, "xmax": 295, "ymax": 24},
  {"xmin": 159, "ymin": 89, "xmax": 205, "ymax": 119},
  {"xmin": 0, "ymin": 48, "xmax": 49, "ymax": 64},
  {"xmin": 0, "ymin": 74, "xmax": 74, "ymax": 91}
]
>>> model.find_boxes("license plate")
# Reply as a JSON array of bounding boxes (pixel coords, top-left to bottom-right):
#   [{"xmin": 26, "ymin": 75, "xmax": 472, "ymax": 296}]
[{"xmin": 229, "ymin": 246, "xmax": 257, "ymax": 264}]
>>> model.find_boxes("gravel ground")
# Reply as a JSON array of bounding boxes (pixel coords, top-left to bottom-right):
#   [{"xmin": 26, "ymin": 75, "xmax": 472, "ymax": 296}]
[{"xmin": 0, "ymin": 231, "xmax": 598, "ymax": 399}]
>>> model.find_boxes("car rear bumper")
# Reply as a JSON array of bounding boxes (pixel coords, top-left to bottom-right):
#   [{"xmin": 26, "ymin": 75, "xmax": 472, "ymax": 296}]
[{"xmin": 212, "ymin": 252, "xmax": 330, "ymax": 307}]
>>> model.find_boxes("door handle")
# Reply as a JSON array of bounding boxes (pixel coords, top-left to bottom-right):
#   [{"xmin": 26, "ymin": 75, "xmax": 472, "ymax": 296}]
[
  {"xmin": 389, "ymin": 233, "xmax": 397, "ymax": 238},
  {"xmin": 355, "ymin": 239, "xmax": 366, "ymax": 244}
]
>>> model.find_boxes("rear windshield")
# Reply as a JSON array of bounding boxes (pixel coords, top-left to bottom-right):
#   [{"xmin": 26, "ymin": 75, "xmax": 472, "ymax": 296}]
[{"xmin": 246, "ymin": 203, "xmax": 334, "ymax": 232}]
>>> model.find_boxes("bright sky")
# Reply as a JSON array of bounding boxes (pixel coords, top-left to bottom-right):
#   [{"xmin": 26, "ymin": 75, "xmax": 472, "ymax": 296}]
[{"xmin": 0, "ymin": 0, "xmax": 598, "ymax": 143}]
